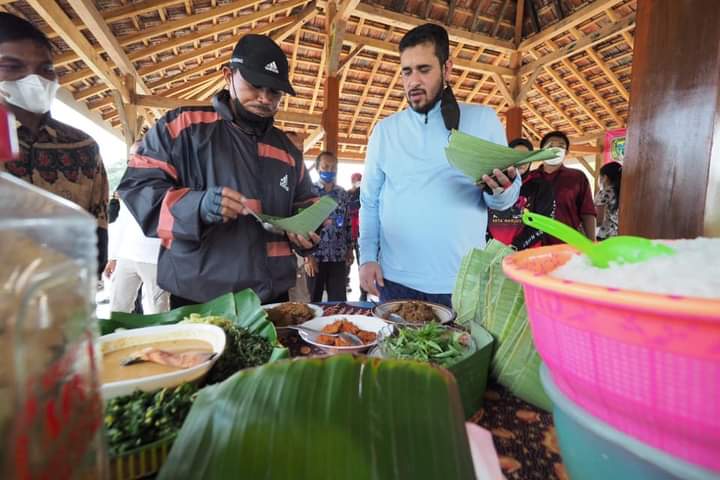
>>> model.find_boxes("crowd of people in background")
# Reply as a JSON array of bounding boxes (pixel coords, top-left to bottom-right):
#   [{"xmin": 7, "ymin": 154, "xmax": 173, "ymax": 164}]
[{"xmin": 0, "ymin": 12, "xmax": 622, "ymax": 311}]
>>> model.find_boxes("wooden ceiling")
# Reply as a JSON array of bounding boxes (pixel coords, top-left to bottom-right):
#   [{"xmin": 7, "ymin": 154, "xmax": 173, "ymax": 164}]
[{"xmin": 0, "ymin": 0, "xmax": 636, "ymax": 160}]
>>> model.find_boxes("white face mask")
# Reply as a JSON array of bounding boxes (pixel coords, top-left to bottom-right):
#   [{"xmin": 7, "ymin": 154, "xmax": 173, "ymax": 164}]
[
  {"xmin": 544, "ymin": 147, "xmax": 566, "ymax": 166},
  {"xmin": 352, "ymin": 182, "xmax": 361, "ymax": 189},
  {"xmin": 0, "ymin": 74, "xmax": 59, "ymax": 114}
]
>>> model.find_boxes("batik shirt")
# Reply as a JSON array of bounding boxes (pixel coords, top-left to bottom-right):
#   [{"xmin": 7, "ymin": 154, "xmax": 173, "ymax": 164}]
[
  {"xmin": 311, "ymin": 182, "xmax": 353, "ymax": 263},
  {"xmin": 595, "ymin": 187, "xmax": 619, "ymax": 240},
  {"xmin": 1, "ymin": 116, "xmax": 109, "ymax": 228}
]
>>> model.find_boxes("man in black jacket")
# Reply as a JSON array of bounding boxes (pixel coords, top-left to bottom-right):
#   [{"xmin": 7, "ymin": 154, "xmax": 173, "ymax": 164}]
[{"xmin": 118, "ymin": 35, "xmax": 319, "ymax": 307}]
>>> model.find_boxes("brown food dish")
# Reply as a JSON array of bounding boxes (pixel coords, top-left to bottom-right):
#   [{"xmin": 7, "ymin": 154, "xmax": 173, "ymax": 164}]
[
  {"xmin": 387, "ymin": 301, "xmax": 438, "ymax": 323},
  {"xmin": 266, "ymin": 302, "xmax": 315, "ymax": 326},
  {"xmin": 316, "ymin": 319, "xmax": 377, "ymax": 347}
]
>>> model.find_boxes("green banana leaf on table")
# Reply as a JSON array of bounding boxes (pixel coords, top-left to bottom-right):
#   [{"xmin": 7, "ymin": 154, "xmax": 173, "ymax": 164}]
[
  {"xmin": 446, "ymin": 129, "xmax": 560, "ymax": 181},
  {"xmin": 452, "ymin": 241, "xmax": 551, "ymax": 411},
  {"xmin": 99, "ymin": 289, "xmax": 287, "ymax": 361},
  {"xmin": 158, "ymin": 355, "xmax": 477, "ymax": 480},
  {"xmin": 260, "ymin": 195, "xmax": 338, "ymax": 236}
]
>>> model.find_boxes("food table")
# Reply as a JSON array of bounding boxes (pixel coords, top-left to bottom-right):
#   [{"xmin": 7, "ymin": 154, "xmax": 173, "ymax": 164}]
[{"xmin": 279, "ymin": 302, "xmax": 567, "ymax": 480}]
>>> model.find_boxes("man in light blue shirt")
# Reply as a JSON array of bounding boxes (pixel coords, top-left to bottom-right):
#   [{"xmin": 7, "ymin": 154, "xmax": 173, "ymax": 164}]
[{"xmin": 359, "ymin": 23, "xmax": 521, "ymax": 306}]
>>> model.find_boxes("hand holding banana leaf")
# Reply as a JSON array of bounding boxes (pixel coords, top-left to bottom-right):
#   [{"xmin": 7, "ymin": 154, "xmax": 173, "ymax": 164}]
[{"xmin": 445, "ymin": 130, "xmax": 561, "ymax": 190}]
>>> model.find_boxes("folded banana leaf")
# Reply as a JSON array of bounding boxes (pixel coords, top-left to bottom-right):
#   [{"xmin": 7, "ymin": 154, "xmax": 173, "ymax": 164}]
[
  {"xmin": 158, "ymin": 356, "xmax": 476, "ymax": 480},
  {"xmin": 446, "ymin": 130, "xmax": 560, "ymax": 181},
  {"xmin": 452, "ymin": 241, "xmax": 551, "ymax": 411},
  {"xmin": 260, "ymin": 196, "xmax": 337, "ymax": 236},
  {"xmin": 99, "ymin": 290, "xmax": 287, "ymax": 362}
]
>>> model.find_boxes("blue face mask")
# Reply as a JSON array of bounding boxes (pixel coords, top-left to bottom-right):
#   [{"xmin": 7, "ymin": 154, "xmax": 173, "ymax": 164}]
[{"xmin": 319, "ymin": 171, "xmax": 336, "ymax": 183}]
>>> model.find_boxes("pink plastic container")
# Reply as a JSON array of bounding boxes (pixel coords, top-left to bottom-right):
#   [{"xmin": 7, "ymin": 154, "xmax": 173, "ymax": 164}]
[{"xmin": 502, "ymin": 245, "xmax": 720, "ymax": 472}]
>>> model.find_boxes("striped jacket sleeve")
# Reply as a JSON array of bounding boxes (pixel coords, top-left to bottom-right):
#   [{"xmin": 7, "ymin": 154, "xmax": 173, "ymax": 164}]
[{"xmin": 117, "ymin": 111, "xmax": 205, "ymax": 248}]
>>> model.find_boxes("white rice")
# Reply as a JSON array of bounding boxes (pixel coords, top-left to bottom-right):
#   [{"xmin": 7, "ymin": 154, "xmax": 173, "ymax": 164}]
[{"xmin": 551, "ymin": 237, "xmax": 720, "ymax": 299}]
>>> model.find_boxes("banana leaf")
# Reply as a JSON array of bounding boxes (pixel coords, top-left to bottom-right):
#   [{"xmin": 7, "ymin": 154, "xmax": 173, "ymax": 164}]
[
  {"xmin": 158, "ymin": 355, "xmax": 476, "ymax": 480},
  {"xmin": 452, "ymin": 241, "xmax": 551, "ymax": 411},
  {"xmin": 446, "ymin": 130, "xmax": 560, "ymax": 181},
  {"xmin": 99, "ymin": 289, "xmax": 287, "ymax": 362},
  {"xmin": 260, "ymin": 196, "xmax": 337, "ymax": 236}
]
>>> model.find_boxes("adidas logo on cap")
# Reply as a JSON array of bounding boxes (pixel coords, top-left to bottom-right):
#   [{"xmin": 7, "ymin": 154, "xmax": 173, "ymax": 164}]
[{"xmin": 264, "ymin": 61, "xmax": 279, "ymax": 74}]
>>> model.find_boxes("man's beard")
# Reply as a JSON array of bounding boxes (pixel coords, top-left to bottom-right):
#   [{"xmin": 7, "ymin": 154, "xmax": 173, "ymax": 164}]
[{"xmin": 408, "ymin": 86, "xmax": 443, "ymax": 114}]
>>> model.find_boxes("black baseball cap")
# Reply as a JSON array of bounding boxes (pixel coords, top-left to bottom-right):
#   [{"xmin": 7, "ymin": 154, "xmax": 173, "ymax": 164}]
[{"xmin": 228, "ymin": 34, "xmax": 295, "ymax": 96}]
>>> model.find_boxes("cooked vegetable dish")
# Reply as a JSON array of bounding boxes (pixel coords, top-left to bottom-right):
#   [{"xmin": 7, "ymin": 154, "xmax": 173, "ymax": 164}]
[
  {"xmin": 317, "ymin": 319, "xmax": 377, "ymax": 347},
  {"xmin": 380, "ymin": 323, "xmax": 473, "ymax": 368},
  {"xmin": 387, "ymin": 301, "xmax": 438, "ymax": 323},
  {"xmin": 266, "ymin": 302, "xmax": 316, "ymax": 326}
]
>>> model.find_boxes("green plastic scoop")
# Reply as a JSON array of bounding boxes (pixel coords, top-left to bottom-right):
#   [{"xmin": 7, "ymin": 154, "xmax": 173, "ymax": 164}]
[{"xmin": 521, "ymin": 210, "xmax": 675, "ymax": 268}]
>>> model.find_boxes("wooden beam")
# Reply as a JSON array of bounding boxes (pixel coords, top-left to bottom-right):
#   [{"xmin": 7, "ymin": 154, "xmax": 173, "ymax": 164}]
[
  {"xmin": 323, "ymin": 75, "xmax": 340, "ymax": 153},
  {"xmin": 604, "ymin": 7, "xmax": 634, "ymax": 49},
  {"xmin": 304, "ymin": 126, "xmax": 325, "ymax": 153},
  {"xmin": 520, "ymin": 13, "xmax": 636, "ymax": 75},
  {"xmin": 337, "ymin": 0, "xmax": 361, "ymax": 20},
  {"xmin": 446, "ymin": 0, "xmax": 457, "ymax": 25},
  {"xmin": 326, "ymin": 1, "xmax": 347, "ymax": 77},
  {"xmin": 309, "ymin": 45, "xmax": 327, "ymax": 115},
  {"xmin": 491, "ymin": 0, "xmax": 511, "ymax": 37},
  {"xmin": 543, "ymin": 66, "xmax": 606, "ymax": 129},
  {"xmin": 352, "ymin": 2, "xmax": 516, "ymax": 54},
  {"xmin": 513, "ymin": 0, "xmax": 525, "ymax": 46},
  {"xmin": 343, "ymin": 33, "xmax": 515, "ymax": 77},
  {"xmin": 336, "ymin": 45, "xmax": 364, "ymax": 74},
  {"xmin": 491, "ymin": 72, "xmax": 514, "ymax": 105},
  {"xmin": 272, "ymin": 1, "xmax": 318, "ymax": 43},
  {"xmin": 585, "ymin": 47, "xmax": 630, "ymax": 102},
  {"xmin": 368, "ymin": 67, "xmax": 402, "ymax": 132},
  {"xmin": 519, "ymin": 0, "xmax": 625, "ymax": 51},
  {"xmin": 515, "ymin": 67, "xmax": 542, "ymax": 104},
  {"xmin": 532, "ymin": 85, "xmax": 584, "ymax": 134},
  {"xmin": 557, "ymin": 54, "xmax": 624, "ymax": 126},
  {"xmin": 284, "ymin": 30, "xmax": 302, "ymax": 111},
  {"xmin": 524, "ymin": 101, "xmax": 554, "ymax": 131},
  {"xmin": 347, "ymin": 51, "xmax": 383, "ymax": 136},
  {"xmin": 27, "ymin": 0, "xmax": 126, "ymax": 97},
  {"xmin": 471, "ymin": 0, "xmax": 491, "ymax": 32}
]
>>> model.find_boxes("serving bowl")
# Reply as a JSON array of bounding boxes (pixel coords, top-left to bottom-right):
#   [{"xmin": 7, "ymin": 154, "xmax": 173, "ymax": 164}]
[
  {"xmin": 298, "ymin": 314, "xmax": 391, "ymax": 354},
  {"xmin": 99, "ymin": 323, "xmax": 226, "ymax": 400}
]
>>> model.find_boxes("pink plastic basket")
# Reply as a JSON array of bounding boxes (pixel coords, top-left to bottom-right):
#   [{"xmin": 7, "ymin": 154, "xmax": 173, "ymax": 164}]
[{"xmin": 502, "ymin": 245, "xmax": 720, "ymax": 471}]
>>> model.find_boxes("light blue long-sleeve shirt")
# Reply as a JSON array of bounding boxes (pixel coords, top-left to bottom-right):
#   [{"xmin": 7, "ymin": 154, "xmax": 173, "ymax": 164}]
[{"xmin": 359, "ymin": 101, "xmax": 521, "ymax": 293}]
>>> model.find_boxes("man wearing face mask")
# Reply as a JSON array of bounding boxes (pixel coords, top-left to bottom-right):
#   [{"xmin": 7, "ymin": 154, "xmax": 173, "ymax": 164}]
[
  {"xmin": 359, "ymin": 23, "xmax": 520, "ymax": 306},
  {"xmin": 118, "ymin": 34, "xmax": 320, "ymax": 307},
  {"xmin": 304, "ymin": 152, "xmax": 353, "ymax": 302},
  {"xmin": 525, "ymin": 131, "xmax": 596, "ymax": 243},
  {"xmin": 0, "ymin": 13, "xmax": 109, "ymax": 277}
]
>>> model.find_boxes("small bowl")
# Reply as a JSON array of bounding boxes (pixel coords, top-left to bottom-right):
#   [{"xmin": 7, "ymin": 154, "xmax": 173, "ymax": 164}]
[
  {"xmin": 99, "ymin": 324, "xmax": 226, "ymax": 400},
  {"xmin": 298, "ymin": 314, "xmax": 391, "ymax": 354},
  {"xmin": 372, "ymin": 300, "xmax": 456, "ymax": 325}
]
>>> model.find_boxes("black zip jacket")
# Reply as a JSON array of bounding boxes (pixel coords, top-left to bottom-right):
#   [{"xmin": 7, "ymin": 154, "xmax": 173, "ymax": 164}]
[{"xmin": 118, "ymin": 90, "xmax": 317, "ymax": 303}]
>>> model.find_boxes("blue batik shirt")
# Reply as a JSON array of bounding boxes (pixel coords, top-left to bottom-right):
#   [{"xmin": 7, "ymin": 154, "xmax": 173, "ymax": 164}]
[{"xmin": 311, "ymin": 182, "xmax": 353, "ymax": 263}]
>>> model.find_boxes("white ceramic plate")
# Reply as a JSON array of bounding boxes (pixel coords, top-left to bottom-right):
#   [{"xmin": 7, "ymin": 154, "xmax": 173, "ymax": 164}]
[
  {"xmin": 298, "ymin": 314, "xmax": 392, "ymax": 354},
  {"xmin": 99, "ymin": 324, "xmax": 226, "ymax": 400},
  {"xmin": 262, "ymin": 302, "xmax": 324, "ymax": 319},
  {"xmin": 372, "ymin": 300, "xmax": 456, "ymax": 324}
]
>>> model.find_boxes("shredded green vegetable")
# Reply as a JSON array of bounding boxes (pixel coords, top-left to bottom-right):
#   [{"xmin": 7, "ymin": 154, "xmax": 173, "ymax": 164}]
[{"xmin": 380, "ymin": 323, "xmax": 473, "ymax": 368}]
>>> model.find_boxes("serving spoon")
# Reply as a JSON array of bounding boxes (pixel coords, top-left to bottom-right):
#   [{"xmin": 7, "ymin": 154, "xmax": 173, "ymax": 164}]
[
  {"xmin": 522, "ymin": 210, "xmax": 675, "ymax": 268},
  {"xmin": 245, "ymin": 208, "xmax": 286, "ymax": 235}
]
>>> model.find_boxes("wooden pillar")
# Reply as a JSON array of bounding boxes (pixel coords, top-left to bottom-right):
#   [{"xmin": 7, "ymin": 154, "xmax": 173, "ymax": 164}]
[
  {"xmin": 322, "ymin": 75, "xmax": 339, "ymax": 155},
  {"xmin": 619, "ymin": 0, "xmax": 720, "ymax": 238},
  {"xmin": 505, "ymin": 106, "xmax": 522, "ymax": 143}
]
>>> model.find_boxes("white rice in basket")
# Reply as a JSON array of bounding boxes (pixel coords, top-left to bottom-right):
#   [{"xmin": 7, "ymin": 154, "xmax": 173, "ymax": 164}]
[{"xmin": 551, "ymin": 237, "xmax": 720, "ymax": 299}]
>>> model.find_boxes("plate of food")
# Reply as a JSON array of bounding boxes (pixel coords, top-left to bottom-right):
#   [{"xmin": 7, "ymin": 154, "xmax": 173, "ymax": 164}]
[
  {"xmin": 371, "ymin": 322, "xmax": 476, "ymax": 368},
  {"xmin": 296, "ymin": 314, "xmax": 391, "ymax": 354},
  {"xmin": 372, "ymin": 300, "xmax": 456, "ymax": 325},
  {"xmin": 99, "ymin": 324, "xmax": 226, "ymax": 400},
  {"xmin": 263, "ymin": 302, "xmax": 323, "ymax": 326}
]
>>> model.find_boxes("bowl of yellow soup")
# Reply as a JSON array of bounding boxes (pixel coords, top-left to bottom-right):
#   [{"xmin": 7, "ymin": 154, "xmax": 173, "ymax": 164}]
[{"xmin": 99, "ymin": 324, "xmax": 226, "ymax": 400}]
